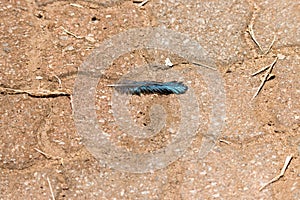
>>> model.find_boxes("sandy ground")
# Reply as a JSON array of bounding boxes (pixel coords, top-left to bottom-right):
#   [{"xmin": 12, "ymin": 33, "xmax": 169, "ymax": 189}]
[{"xmin": 0, "ymin": 0, "xmax": 299, "ymax": 199}]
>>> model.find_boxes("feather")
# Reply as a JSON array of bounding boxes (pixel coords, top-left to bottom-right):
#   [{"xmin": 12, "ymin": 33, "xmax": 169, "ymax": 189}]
[{"xmin": 109, "ymin": 80, "xmax": 188, "ymax": 95}]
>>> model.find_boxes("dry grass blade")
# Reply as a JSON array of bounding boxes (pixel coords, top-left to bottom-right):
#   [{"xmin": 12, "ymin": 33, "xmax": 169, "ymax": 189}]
[
  {"xmin": 251, "ymin": 64, "xmax": 272, "ymax": 76},
  {"xmin": 133, "ymin": 0, "xmax": 149, "ymax": 7},
  {"xmin": 34, "ymin": 148, "xmax": 64, "ymax": 165},
  {"xmin": 47, "ymin": 177, "xmax": 55, "ymax": 200},
  {"xmin": 247, "ymin": 23, "xmax": 264, "ymax": 53},
  {"xmin": 61, "ymin": 26, "xmax": 84, "ymax": 39},
  {"xmin": 138, "ymin": 0, "xmax": 149, "ymax": 7},
  {"xmin": 247, "ymin": 19, "xmax": 276, "ymax": 54},
  {"xmin": 219, "ymin": 139, "xmax": 231, "ymax": 145},
  {"xmin": 53, "ymin": 75, "xmax": 62, "ymax": 88},
  {"xmin": 259, "ymin": 155, "xmax": 293, "ymax": 191},
  {"xmin": 0, "ymin": 87, "xmax": 71, "ymax": 97},
  {"xmin": 70, "ymin": 3, "xmax": 83, "ymax": 8},
  {"xmin": 192, "ymin": 62, "xmax": 217, "ymax": 71},
  {"xmin": 251, "ymin": 57, "xmax": 278, "ymax": 100},
  {"xmin": 264, "ymin": 35, "xmax": 276, "ymax": 55},
  {"xmin": 34, "ymin": 148, "xmax": 51, "ymax": 159},
  {"xmin": 251, "ymin": 56, "xmax": 278, "ymax": 76}
]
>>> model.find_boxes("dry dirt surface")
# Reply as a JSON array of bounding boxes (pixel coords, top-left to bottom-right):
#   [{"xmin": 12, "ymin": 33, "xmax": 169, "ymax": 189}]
[{"xmin": 0, "ymin": 0, "xmax": 299, "ymax": 199}]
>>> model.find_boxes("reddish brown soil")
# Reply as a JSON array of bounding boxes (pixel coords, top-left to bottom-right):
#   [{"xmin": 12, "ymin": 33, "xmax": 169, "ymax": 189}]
[{"xmin": 0, "ymin": 0, "xmax": 299, "ymax": 199}]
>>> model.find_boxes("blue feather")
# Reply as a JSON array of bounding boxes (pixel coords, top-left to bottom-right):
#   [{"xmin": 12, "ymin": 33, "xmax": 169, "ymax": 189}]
[{"xmin": 109, "ymin": 80, "xmax": 188, "ymax": 95}]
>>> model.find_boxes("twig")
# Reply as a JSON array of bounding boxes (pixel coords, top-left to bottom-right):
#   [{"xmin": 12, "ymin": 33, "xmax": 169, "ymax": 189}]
[
  {"xmin": 259, "ymin": 155, "xmax": 293, "ymax": 191},
  {"xmin": 251, "ymin": 57, "xmax": 278, "ymax": 100},
  {"xmin": 0, "ymin": 87, "xmax": 71, "ymax": 97},
  {"xmin": 47, "ymin": 177, "xmax": 55, "ymax": 200},
  {"xmin": 61, "ymin": 26, "xmax": 84, "ymax": 39},
  {"xmin": 192, "ymin": 62, "xmax": 217, "ymax": 71}
]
